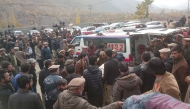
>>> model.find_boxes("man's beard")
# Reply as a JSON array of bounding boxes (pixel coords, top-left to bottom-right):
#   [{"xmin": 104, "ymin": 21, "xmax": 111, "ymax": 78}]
[
  {"xmin": 28, "ymin": 85, "xmax": 32, "ymax": 90},
  {"xmin": 184, "ymin": 45, "xmax": 188, "ymax": 48},
  {"xmin": 5, "ymin": 79, "xmax": 10, "ymax": 84}
]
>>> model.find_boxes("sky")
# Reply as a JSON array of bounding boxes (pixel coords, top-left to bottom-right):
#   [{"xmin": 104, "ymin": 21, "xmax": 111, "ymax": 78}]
[
  {"xmin": 153, "ymin": 0, "xmax": 187, "ymax": 7},
  {"xmin": 138, "ymin": 0, "xmax": 188, "ymax": 9}
]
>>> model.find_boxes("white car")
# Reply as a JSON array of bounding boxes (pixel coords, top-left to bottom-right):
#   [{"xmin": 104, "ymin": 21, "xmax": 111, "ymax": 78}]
[
  {"xmin": 123, "ymin": 20, "xmax": 141, "ymax": 27},
  {"xmin": 29, "ymin": 30, "xmax": 40, "ymax": 35},
  {"xmin": 145, "ymin": 21, "xmax": 164, "ymax": 29},
  {"xmin": 44, "ymin": 28, "xmax": 53, "ymax": 33},
  {"xmin": 146, "ymin": 21, "xmax": 163, "ymax": 26},
  {"xmin": 110, "ymin": 23, "xmax": 122, "ymax": 29},
  {"xmin": 13, "ymin": 31, "xmax": 23, "ymax": 37},
  {"xmin": 72, "ymin": 26, "xmax": 81, "ymax": 30},
  {"xmin": 92, "ymin": 26, "xmax": 111, "ymax": 33}
]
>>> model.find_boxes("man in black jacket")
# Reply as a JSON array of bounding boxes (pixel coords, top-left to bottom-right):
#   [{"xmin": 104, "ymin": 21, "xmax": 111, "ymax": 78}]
[
  {"xmin": 159, "ymin": 48, "xmax": 173, "ymax": 73},
  {"xmin": 6, "ymin": 38, "xmax": 14, "ymax": 53},
  {"xmin": 102, "ymin": 49, "xmax": 120, "ymax": 104},
  {"xmin": 152, "ymin": 38, "xmax": 164, "ymax": 58},
  {"xmin": 54, "ymin": 54, "xmax": 65, "ymax": 73},
  {"xmin": 183, "ymin": 38, "xmax": 190, "ymax": 68},
  {"xmin": 51, "ymin": 37, "xmax": 58, "ymax": 58},
  {"xmin": 0, "ymin": 69, "xmax": 14, "ymax": 109},
  {"xmin": 83, "ymin": 55, "xmax": 103, "ymax": 107},
  {"xmin": 27, "ymin": 58, "xmax": 37, "ymax": 92},
  {"xmin": 39, "ymin": 59, "xmax": 54, "ymax": 105},
  {"xmin": 180, "ymin": 15, "xmax": 186, "ymax": 27}
]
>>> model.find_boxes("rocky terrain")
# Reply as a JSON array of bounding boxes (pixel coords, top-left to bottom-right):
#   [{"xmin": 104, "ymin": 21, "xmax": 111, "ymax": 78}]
[{"xmin": 0, "ymin": 0, "xmax": 142, "ymax": 28}]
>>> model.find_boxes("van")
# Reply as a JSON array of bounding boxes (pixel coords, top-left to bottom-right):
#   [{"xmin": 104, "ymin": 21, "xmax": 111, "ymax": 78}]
[{"xmin": 70, "ymin": 32, "xmax": 150, "ymax": 72}]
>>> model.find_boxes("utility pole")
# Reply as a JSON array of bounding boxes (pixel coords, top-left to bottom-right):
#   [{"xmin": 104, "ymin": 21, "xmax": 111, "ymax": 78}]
[{"xmin": 88, "ymin": 5, "xmax": 93, "ymax": 26}]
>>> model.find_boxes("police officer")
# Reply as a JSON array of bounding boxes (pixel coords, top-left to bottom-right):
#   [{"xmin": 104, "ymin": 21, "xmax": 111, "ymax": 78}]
[{"xmin": 43, "ymin": 65, "xmax": 63, "ymax": 109}]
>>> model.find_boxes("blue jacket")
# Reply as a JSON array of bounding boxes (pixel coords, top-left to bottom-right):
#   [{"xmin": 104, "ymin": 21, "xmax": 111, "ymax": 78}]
[
  {"xmin": 13, "ymin": 73, "xmax": 34, "ymax": 92},
  {"xmin": 43, "ymin": 74, "xmax": 62, "ymax": 99},
  {"xmin": 41, "ymin": 47, "xmax": 52, "ymax": 61},
  {"xmin": 83, "ymin": 65, "xmax": 103, "ymax": 97}
]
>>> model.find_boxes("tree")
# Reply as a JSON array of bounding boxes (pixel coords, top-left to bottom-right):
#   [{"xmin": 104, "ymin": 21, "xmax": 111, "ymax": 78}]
[{"xmin": 135, "ymin": 0, "xmax": 154, "ymax": 18}]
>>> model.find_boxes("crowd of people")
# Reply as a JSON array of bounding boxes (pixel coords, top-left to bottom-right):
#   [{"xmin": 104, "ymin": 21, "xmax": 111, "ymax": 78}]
[{"xmin": 1, "ymin": 26, "xmax": 190, "ymax": 109}]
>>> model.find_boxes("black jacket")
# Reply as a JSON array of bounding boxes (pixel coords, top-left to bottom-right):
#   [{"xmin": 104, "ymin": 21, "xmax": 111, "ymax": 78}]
[
  {"xmin": 153, "ymin": 44, "xmax": 164, "ymax": 58},
  {"xmin": 51, "ymin": 39, "xmax": 57, "ymax": 50},
  {"xmin": 29, "ymin": 67, "xmax": 37, "ymax": 88},
  {"xmin": 83, "ymin": 65, "xmax": 103, "ymax": 97},
  {"xmin": 39, "ymin": 68, "xmax": 51, "ymax": 93},
  {"xmin": 183, "ymin": 47, "xmax": 190, "ymax": 68},
  {"xmin": 6, "ymin": 41, "xmax": 14, "ymax": 52},
  {"xmin": 113, "ymin": 73, "xmax": 142, "ymax": 102},
  {"xmin": 163, "ymin": 57, "xmax": 173, "ymax": 73},
  {"xmin": 102, "ymin": 58, "xmax": 120, "ymax": 85},
  {"xmin": 0, "ymin": 83, "xmax": 14, "ymax": 109},
  {"xmin": 8, "ymin": 89, "xmax": 44, "ymax": 109},
  {"xmin": 139, "ymin": 64, "xmax": 156, "ymax": 93},
  {"xmin": 65, "ymin": 73, "xmax": 80, "ymax": 83},
  {"xmin": 30, "ymin": 41, "xmax": 37, "ymax": 57}
]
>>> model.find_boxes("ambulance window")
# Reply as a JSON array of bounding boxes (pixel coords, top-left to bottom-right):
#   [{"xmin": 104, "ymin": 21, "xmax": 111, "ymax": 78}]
[
  {"xmin": 83, "ymin": 38, "xmax": 102, "ymax": 48},
  {"xmin": 71, "ymin": 37, "xmax": 81, "ymax": 46}
]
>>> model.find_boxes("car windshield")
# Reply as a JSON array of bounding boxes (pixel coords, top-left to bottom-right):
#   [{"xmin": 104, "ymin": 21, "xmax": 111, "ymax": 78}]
[
  {"xmin": 81, "ymin": 28, "xmax": 87, "ymax": 31},
  {"xmin": 95, "ymin": 27, "xmax": 103, "ymax": 31},
  {"xmin": 15, "ymin": 32, "xmax": 22, "ymax": 34},
  {"xmin": 146, "ymin": 22, "xmax": 159, "ymax": 25},
  {"xmin": 110, "ymin": 23, "xmax": 118, "ymax": 27}
]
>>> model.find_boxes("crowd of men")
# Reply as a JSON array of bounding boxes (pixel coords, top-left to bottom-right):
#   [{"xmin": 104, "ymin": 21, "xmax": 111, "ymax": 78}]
[{"xmin": 1, "ymin": 26, "xmax": 190, "ymax": 109}]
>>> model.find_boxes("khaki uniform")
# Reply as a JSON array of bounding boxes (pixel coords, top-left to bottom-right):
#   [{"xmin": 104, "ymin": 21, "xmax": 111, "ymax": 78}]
[{"xmin": 53, "ymin": 90, "xmax": 120, "ymax": 109}]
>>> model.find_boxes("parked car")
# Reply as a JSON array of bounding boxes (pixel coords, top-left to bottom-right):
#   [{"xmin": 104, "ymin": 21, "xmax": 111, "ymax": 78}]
[
  {"xmin": 92, "ymin": 26, "xmax": 111, "ymax": 33},
  {"xmin": 81, "ymin": 26, "xmax": 96, "ymax": 35},
  {"xmin": 72, "ymin": 26, "xmax": 81, "ymax": 30},
  {"xmin": 146, "ymin": 21, "xmax": 163, "ymax": 26},
  {"xmin": 44, "ymin": 28, "xmax": 53, "ymax": 33},
  {"xmin": 29, "ymin": 30, "xmax": 40, "ymax": 34},
  {"xmin": 93, "ymin": 23, "xmax": 109, "ymax": 28},
  {"xmin": 123, "ymin": 20, "xmax": 141, "ymax": 27},
  {"xmin": 13, "ymin": 31, "xmax": 23, "ymax": 37},
  {"xmin": 110, "ymin": 23, "xmax": 122, "ymax": 29},
  {"xmin": 122, "ymin": 22, "xmax": 164, "ymax": 32}
]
